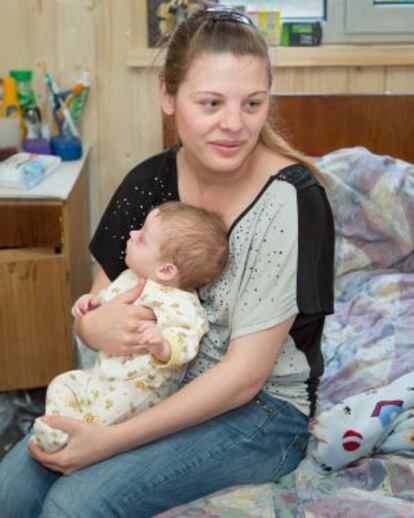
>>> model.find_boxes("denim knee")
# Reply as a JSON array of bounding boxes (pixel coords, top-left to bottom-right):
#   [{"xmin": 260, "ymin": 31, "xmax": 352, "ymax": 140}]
[{"xmin": 0, "ymin": 435, "xmax": 60, "ymax": 518}]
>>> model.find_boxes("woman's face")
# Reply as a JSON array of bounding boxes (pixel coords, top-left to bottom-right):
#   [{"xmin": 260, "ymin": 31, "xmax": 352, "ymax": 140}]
[{"xmin": 162, "ymin": 52, "xmax": 270, "ymax": 176}]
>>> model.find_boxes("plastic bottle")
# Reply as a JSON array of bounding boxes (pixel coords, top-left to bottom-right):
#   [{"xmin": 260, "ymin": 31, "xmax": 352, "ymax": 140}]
[
  {"xmin": 9, "ymin": 70, "xmax": 36, "ymax": 112},
  {"xmin": 1, "ymin": 77, "xmax": 22, "ymax": 118},
  {"xmin": 62, "ymin": 71, "xmax": 90, "ymax": 136},
  {"xmin": 0, "ymin": 78, "xmax": 3, "ymax": 112}
]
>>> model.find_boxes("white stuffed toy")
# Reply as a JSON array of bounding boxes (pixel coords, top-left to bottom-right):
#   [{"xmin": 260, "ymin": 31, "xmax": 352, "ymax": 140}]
[{"xmin": 310, "ymin": 371, "xmax": 414, "ymax": 472}]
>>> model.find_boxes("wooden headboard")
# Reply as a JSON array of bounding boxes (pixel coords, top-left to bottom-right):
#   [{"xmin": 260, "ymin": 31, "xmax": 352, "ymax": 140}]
[{"xmin": 163, "ymin": 94, "xmax": 414, "ymax": 163}]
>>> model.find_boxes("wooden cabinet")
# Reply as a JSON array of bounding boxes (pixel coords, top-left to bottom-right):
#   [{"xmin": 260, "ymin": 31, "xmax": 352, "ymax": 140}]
[{"xmin": 0, "ymin": 153, "xmax": 92, "ymax": 390}]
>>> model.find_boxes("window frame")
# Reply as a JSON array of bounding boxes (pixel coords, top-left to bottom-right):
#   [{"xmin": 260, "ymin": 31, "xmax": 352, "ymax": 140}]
[{"xmin": 323, "ymin": 0, "xmax": 414, "ymax": 43}]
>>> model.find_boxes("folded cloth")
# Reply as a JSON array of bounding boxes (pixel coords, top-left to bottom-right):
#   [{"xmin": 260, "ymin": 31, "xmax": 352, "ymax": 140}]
[
  {"xmin": 310, "ymin": 371, "xmax": 414, "ymax": 471},
  {"xmin": 0, "ymin": 152, "xmax": 61, "ymax": 189}
]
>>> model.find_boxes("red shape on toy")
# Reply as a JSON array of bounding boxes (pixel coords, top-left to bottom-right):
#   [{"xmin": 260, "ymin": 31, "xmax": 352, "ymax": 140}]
[{"xmin": 342, "ymin": 429, "xmax": 363, "ymax": 451}]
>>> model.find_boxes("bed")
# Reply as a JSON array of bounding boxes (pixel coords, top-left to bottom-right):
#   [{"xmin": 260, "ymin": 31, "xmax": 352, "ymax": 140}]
[{"xmin": 159, "ymin": 94, "xmax": 414, "ymax": 517}]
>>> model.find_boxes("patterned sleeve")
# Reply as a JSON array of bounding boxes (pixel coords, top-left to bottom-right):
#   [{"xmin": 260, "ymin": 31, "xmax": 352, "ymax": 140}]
[
  {"xmin": 89, "ymin": 150, "xmax": 180, "ymax": 281},
  {"xmin": 230, "ymin": 192, "xmax": 299, "ymax": 340},
  {"xmin": 89, "ymin": 167, "xmax": 151, "ymax": 281},
  {"xmin": 230, "ymin": 179, "xmax": 334, "ymax": 340}
]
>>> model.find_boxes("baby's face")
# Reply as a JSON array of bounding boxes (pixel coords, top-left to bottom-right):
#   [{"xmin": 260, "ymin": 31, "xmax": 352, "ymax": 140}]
[{"xmin": 125, "ymin": 209, "xmax": 165, "ymax": 279}]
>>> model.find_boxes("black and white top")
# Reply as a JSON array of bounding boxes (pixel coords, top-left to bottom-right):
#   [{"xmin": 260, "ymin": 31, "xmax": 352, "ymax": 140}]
[{"xmin": 90, "ymin": 148, "xmax": 335, "ymax": 417}]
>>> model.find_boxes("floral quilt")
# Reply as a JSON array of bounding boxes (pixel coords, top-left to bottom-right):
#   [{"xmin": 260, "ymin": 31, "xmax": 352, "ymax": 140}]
[{"xmin": 159, "ymin": 148, "xmax": 414, "ymax": 517}]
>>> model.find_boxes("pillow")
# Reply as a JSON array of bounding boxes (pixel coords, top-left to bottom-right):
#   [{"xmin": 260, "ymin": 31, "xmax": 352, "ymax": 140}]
[{"xmin": 317, "ymin": 147, "xmax": 414, "ymax": 278}]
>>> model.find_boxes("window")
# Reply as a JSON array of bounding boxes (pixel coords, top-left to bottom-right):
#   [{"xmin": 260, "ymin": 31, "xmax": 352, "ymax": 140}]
[
  {"xmin": 222, "ymin": 1, "xmax": 325, "ymax": 20},
  {"xmin": 221, "ymin": 1, "xmax": 414, "ymax": 42},
  {"xmin": 345, "ymin": 0, "xmax": 414, "ymax": 34},
  {"xmin": 374, "ymin": 1, "xmax": 414, "ymax": 4},
  {"xmin": 323, "ymin": 0, "xmax": 414, "ymax": 43}
]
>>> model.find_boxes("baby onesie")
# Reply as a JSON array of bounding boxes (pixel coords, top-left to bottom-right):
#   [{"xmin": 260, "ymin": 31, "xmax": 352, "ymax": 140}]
[{"xmin": 34, "ymin": 270, "xmax": 208, "ymax": 452}]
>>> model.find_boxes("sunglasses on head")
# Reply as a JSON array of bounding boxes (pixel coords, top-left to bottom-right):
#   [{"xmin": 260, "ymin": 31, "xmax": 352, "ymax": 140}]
[{"xmin": 205, "ymin": 6, "xmax": 255, "ymax": 27}]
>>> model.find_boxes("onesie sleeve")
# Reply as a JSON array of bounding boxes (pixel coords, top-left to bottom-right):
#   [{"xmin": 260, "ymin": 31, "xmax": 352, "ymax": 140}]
[{"xmin": 139, "ymin": 283, "xmax": 208, "ymax": 370}]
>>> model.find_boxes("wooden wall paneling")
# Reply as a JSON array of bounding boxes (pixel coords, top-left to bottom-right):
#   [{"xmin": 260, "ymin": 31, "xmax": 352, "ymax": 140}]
[
  {"xmin": 55, "ymin": 0, "xmax": 98, "ymax": 231},
  {"xmin": 62, "ymin": 160, "xmax": 93, "ymax": 301},
  {"xmin": 1, "ymin": 0, "xmax": 99, "ymax": 233},
  {"xmin": 273, "ymin": 94, "xmax": 414, "ymax": 162},
  {"xmin": 273, "ymin": 67, "xmax": 349, "ymax": 93},
  {"xmin": 385, "ymin": 67, "xmax": 414, "ymax": 92},
  {"xmin": 346, "ymin": 67, "xmax": 385, "ymax": 93},
  {"xmin": 22, "ymin": 0, "xmax": 97, "ymax": 131},
  {"xmin": 93, "ymin": 0, "xmax": 138, "ymax": 212},
  {"xmin": 0, "ymin": 0, "xmax": 29, "ymax": 75},
  {"xmin": 134, "ymin": 0, "xmax": 148, "ymax": 48},
  {"xmin": 23, "ymin": 0, "xmax": 59, "ymax": 122},
  {"xmin": 130, "ymin": 68, "xmax": 163, "ymax": 160}
]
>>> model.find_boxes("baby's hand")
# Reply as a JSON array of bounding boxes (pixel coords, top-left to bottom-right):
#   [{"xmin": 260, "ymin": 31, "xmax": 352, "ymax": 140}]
[
  {"xmin": 137, "ymin": 322, "xmax": 171, "ymax": 363},
  {"xmin": 71, "ymin": 294, "xmax": 102, "ymax": 318}
]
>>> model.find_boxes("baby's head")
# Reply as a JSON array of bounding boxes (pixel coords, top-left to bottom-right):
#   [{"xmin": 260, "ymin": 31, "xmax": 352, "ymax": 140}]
[{"xmin": 125, "ymin": 202, "xmax": 228, "ymax": 291}]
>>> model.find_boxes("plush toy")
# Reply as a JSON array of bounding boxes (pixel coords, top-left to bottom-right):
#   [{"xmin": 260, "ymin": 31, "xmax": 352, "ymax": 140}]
[{"xmin": 310, "ymin": 371, "xmax": 414, "ymax": 472}]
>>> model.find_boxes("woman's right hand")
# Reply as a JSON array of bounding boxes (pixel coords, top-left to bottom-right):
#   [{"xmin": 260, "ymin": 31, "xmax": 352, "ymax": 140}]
[
  {"xmin": 28, "ymin": 416, "xmax": 121, "ymax": 474},
  {"xmin": 74, "ymin": 279, "xmax": 156, "ymax": 356}
]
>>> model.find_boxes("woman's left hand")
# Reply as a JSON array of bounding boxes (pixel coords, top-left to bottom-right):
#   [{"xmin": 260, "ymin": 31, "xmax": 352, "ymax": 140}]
[{"xmin": 28, "ymin": 416, "xmax": 118, "ymax": 474}]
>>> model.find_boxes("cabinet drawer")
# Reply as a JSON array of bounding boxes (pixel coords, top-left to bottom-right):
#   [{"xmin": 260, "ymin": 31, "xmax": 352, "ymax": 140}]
[{"xmin": 0, "ymin": 199, "xmax": 63, "ymax": 248}]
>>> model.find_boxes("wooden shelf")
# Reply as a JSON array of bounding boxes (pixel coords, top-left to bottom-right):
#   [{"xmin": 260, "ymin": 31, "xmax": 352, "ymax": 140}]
[{"xmin": 127, "ymin": 45, "xmax": 414, "ymax": 69}]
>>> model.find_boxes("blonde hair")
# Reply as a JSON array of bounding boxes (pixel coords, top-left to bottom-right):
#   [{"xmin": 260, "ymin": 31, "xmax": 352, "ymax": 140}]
[
  {"xmin": 161, "ymin": 6, "xmax": 325, "ymax": 185},
  {"xmin": 155, "ymin": 202, "xmax": 229, "ymax": 291}
]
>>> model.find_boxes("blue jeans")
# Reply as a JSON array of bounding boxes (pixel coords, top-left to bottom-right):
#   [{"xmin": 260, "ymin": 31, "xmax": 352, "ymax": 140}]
[{"xmin": 0, "ymin": 392, "xmax": 309, "ymax": 517}]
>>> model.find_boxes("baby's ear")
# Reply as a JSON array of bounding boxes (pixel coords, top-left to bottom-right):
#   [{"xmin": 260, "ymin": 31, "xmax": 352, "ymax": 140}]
[{"xmin": 156, "ymin": 263, "xmax": 179, "ymax": 283}]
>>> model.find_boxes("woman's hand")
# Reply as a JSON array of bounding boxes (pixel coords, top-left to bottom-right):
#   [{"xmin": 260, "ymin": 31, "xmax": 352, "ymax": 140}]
[
  {"xmin": 74, "ymin": 280, "xmax": 156, "ymax": 356},
  {"xmin": 28, "ymin": 416, "xmax": 119, "ymax": 474}
]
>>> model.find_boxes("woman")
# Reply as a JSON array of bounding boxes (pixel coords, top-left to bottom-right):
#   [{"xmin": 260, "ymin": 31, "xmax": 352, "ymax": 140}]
[{"xmin": 0, "ymin": 7, "xmax": 334, "ymax": 517}]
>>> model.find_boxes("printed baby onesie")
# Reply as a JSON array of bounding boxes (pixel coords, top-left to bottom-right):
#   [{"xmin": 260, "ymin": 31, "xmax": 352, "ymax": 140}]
[{"xmin": 34, "ymin": 270, "xmax": 208, "ymax": 452}]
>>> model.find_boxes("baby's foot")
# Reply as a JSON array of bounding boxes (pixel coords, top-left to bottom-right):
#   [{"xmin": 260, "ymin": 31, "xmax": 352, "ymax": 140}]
[{"xmin": 32, "ymin": 417, "xmax": 69, "ymax": 453}]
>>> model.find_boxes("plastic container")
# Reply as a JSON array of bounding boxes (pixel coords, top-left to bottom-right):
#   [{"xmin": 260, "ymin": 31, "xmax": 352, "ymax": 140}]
[
  {"xmin": 23, "ymin": 105, "xmax": 42, "ymax": 139},
  {"xmin": 0, "ymin": 77, "xmax": 26, "ymax": 140},
  {"xmin": 9, "ymin": 70, "xmax": 36, "ymax": 111},
  {"xmin": 23, "ymin": 138, "xmax": 51, "ymax": 155},
  {"xmin": 50, "ymin": 136, "xmax": 82, "ymax": 161},
  {"xmin": 0, "ymin": 117, "xmax": 22, "ymax": 150},
  {"xmin": 1, "ymin": 77, "xmax": 22, "ymax": 118},
  {"xmin": 62, "ymin": 71, "xmax": 90, "ymax": 136}
]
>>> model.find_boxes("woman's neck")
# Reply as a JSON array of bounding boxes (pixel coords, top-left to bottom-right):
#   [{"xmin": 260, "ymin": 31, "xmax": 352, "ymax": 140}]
[
  {"xmin": 176, "ymin": 144, "xmax": 269, "ymax": 227},
  {"xmin": 177, "ymin": 145, "xmax": 259, "ymax": 190}
]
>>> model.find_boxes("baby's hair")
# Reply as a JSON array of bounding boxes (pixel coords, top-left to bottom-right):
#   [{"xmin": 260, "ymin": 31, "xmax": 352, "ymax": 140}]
[{"xmin": 154, "ymin": 201, "xmax": 228, "ymax": 291}]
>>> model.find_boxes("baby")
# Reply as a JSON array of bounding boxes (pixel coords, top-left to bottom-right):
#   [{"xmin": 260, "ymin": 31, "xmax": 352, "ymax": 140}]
[{"xmin": 33, "ymin": 201, "xmax": 228, "ymax": 452}]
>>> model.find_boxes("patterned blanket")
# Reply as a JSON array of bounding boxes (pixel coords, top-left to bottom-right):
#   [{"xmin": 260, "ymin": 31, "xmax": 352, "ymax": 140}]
[{"xmin": 159, "ymin": 148, "xmax": 414, "ymax": 517}]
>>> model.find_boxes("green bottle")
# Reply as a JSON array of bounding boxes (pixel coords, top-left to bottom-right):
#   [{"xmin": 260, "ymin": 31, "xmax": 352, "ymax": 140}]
[{"xmin": 9, "ymin": 70, "xmax": 36, "ymax": 111}]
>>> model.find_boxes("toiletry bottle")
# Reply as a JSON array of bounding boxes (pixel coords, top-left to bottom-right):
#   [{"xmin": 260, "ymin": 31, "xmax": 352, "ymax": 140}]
[
  {"xmin": 9, "ymin": 70, "xmax": 36, "ymax": 112},
  {"xmin": 63, "ymin": 71, "xmax": 90, "ymax": 135},
  {"xmin": 1, "ymin": 76, "xmax": 25, "ymax": 134}
]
